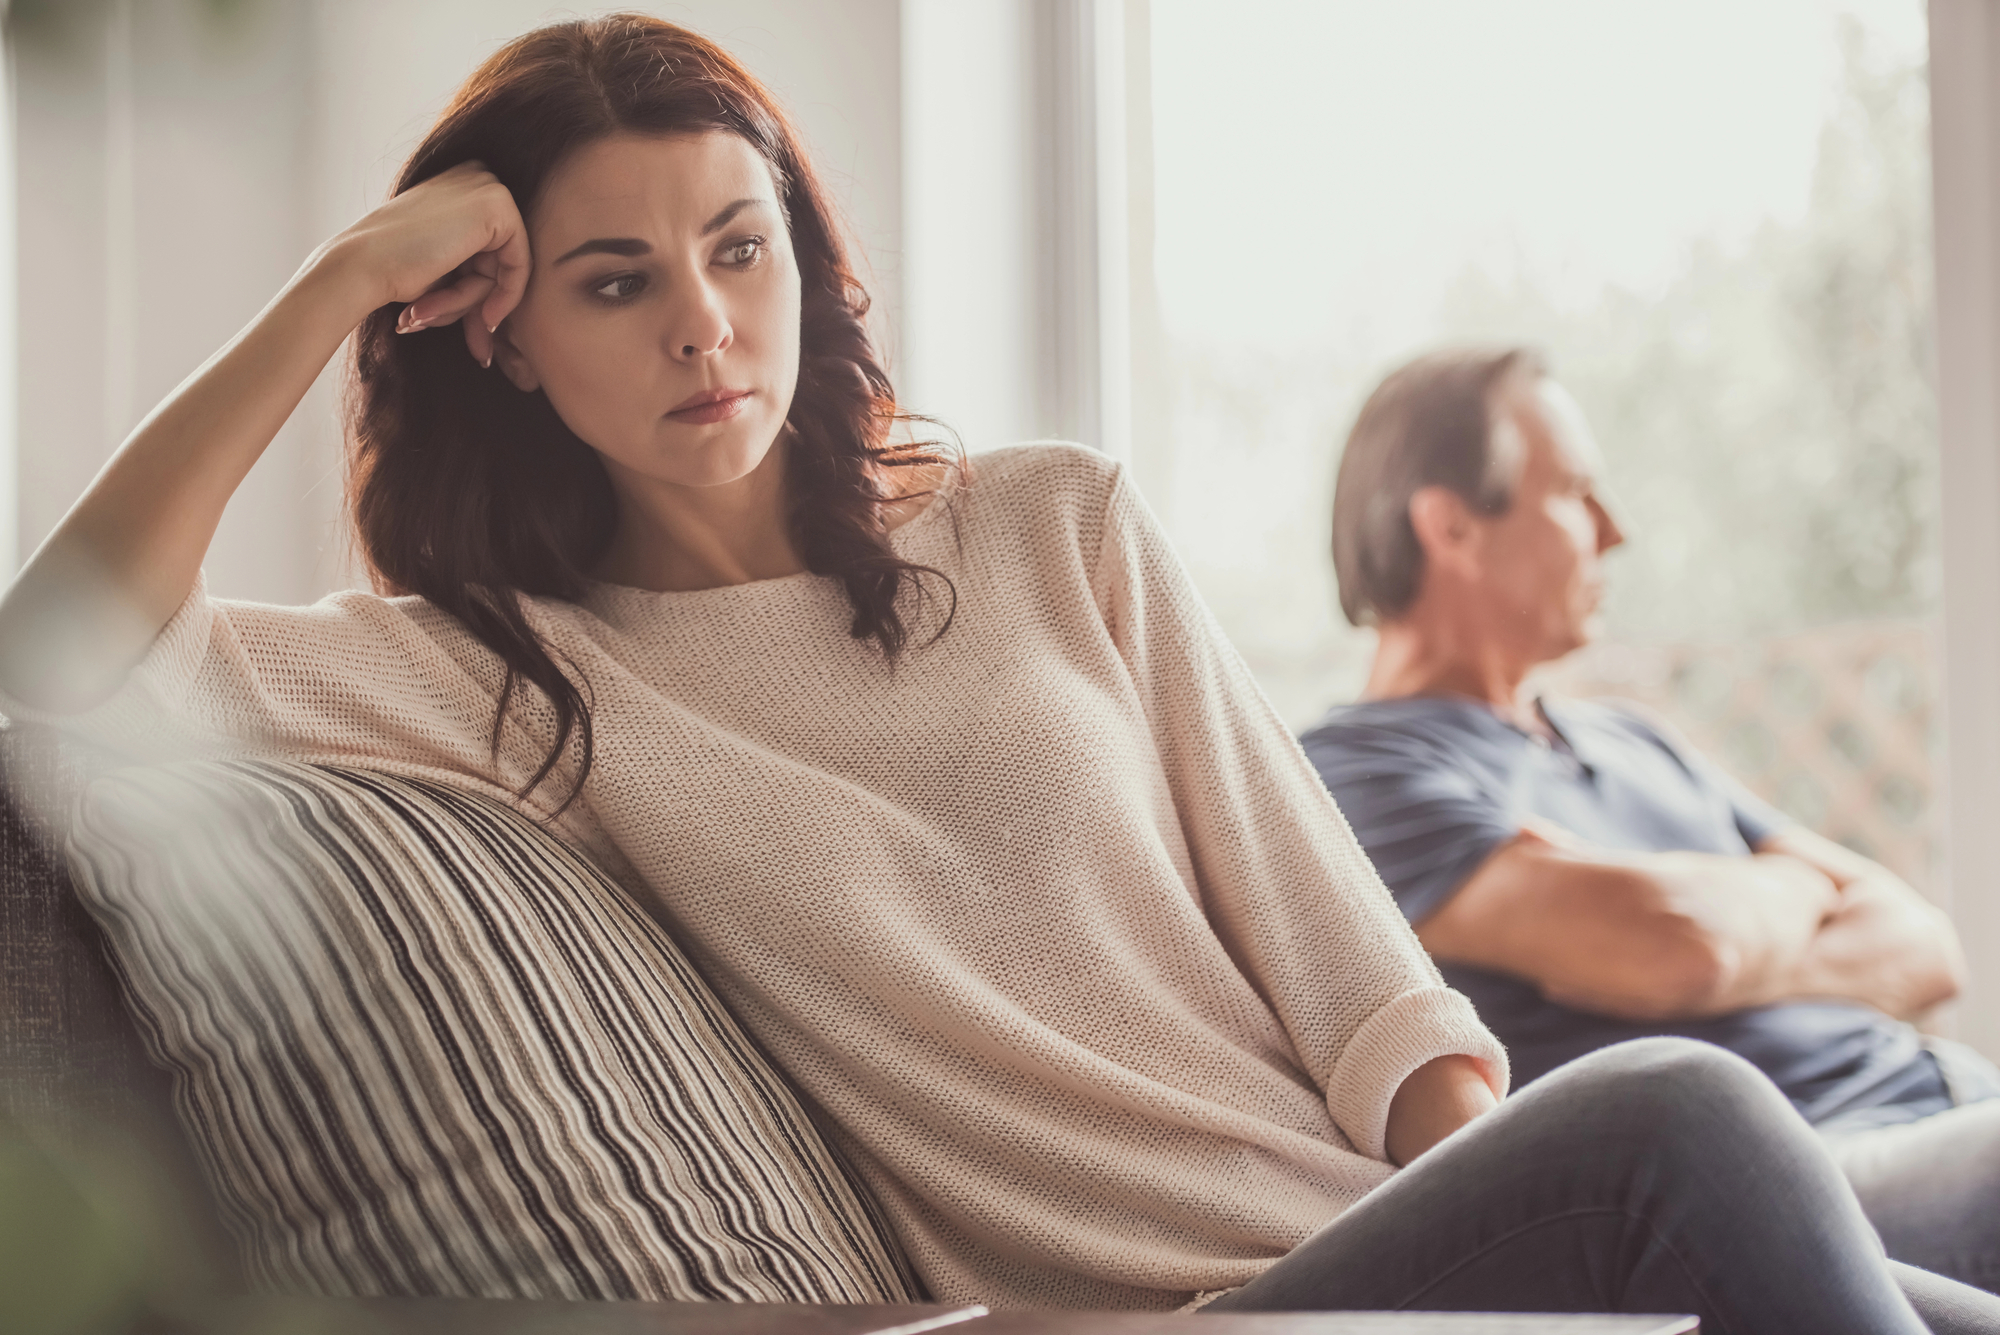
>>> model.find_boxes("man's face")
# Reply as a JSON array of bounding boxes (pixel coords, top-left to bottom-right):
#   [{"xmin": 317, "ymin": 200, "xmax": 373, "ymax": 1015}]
[{"xmin": 1467, "ymin": 378, "xmax": 1625, "ymax": 664}]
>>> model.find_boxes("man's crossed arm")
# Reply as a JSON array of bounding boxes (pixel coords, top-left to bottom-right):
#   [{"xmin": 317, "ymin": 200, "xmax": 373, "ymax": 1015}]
[{"xmin": 1415, "ymin": 821, "xmax": 1967, "ymax": 1022}]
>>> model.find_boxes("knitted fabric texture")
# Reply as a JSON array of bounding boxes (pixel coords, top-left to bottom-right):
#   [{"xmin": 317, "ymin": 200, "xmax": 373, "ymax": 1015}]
[{"xmin": 15, "ymin": 443, "xmax": 1508, "ymax": 1311}]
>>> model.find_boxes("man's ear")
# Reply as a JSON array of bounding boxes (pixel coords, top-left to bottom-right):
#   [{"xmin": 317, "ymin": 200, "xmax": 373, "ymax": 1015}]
[
  {"xmin": 491, "ymin": 322, "xmax": 541, "ymax": 393},
  {"xmin": 1408, "ymin": 485, "xmax": 1482, "ymax": 578}
]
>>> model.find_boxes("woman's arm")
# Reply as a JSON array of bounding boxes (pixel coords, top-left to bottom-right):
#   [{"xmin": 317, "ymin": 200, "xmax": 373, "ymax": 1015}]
[
  {"xmin": 0, "ymin": 163, "xmax": 529, "ymax": 714},
  {"xmin": 1088, "ymin": 462, "xmax": 1508, "ymax": 1163}
]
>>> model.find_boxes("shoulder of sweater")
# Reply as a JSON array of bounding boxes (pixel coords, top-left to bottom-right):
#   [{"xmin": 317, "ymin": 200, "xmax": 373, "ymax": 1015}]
[
  {"xmin": 217, "ymin": 585, "xmax": 594, "ymax": 632},
  {"xmin": 963, "ymin": 440, "xmax": 1123, "ymax": 505},
  {"xmin": 208, "ymin": 585, "xmax": 501, "ymax": 654},
  {"xmin": 204, "ymin": 585, "xmax": 429, "ymax": 626},
  {"xmin": 944, "ymin": 444, "xmax": 1131, "ymax": 589},
  {"xmin": 203, "ymin": 583, "xmax": 423, "ymax": 612}
]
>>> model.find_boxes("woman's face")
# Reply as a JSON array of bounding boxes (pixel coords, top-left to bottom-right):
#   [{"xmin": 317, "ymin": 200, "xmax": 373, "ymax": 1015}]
[{"xmin": 496, "ymin": 130, "xmax": 802, "ymax": 493}]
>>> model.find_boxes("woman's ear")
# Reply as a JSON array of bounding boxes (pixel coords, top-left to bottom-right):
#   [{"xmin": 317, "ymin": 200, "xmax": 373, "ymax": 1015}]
[{"xmin": 491, "ymin": 323, "xmax": 541, "ymax": 393}]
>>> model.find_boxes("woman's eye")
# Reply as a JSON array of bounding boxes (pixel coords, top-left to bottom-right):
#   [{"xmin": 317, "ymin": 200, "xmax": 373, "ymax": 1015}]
[
  {"xmin": 591, "ymin": 273, "xmax": 645, "ymax": 301},
  {"xmin": 722, "ymin": 238, "xmax": 765, "ymax": 267}
]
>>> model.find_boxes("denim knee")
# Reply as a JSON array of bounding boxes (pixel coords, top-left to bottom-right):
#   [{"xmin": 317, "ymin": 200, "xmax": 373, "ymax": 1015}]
[{"xmin": 1533, "ymin": 1037, "xmax": 1796, "ymax": 1149}]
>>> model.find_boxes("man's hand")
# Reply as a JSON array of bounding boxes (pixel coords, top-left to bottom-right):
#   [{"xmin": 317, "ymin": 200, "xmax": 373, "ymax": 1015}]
[{"xmin": 1759, "ymin": 828, "xmax": 1964, "ymax": 1020}]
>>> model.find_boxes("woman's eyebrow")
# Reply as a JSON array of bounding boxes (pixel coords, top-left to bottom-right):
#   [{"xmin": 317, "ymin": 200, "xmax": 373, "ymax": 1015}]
[
  {"xmin": 554, "ymin": 237, "xmax": 650, "ymax": 265},
  {"xmin": 551, "ymin": 200, "xmax": 770, "ymax": 265},
  {"xmin": 700, "ymin": 198, "xmax": 767, "ymax": 235}
]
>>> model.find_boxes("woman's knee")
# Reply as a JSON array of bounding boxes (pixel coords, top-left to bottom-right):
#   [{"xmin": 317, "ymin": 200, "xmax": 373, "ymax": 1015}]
[{"xmin": 1527, "ymin": 1038, "xmax": 1796, "ymax": 1144}]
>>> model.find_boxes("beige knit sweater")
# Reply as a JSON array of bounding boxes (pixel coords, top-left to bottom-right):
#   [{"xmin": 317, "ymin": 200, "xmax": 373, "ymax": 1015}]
[{"xmin": 18, "ymin": 443, "xmax": 1507, "ymax": 1310}]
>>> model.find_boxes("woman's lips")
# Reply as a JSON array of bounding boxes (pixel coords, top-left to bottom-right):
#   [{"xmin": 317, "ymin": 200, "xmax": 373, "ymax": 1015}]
[{"xmin": 666, "ymin": 388, "xmax": 753, "ymax": 425}]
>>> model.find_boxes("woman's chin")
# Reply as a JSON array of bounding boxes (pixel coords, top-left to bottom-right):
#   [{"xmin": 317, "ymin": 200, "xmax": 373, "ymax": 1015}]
[{"xmin": 610, "ymin": 425, "xmax": 784, "ymax": 492}]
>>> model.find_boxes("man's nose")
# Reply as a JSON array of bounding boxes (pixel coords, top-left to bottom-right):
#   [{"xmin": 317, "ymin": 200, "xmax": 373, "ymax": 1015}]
[{"xmin": 1592, "ymin": 496, "xmax": 1626, "ymax": 553}]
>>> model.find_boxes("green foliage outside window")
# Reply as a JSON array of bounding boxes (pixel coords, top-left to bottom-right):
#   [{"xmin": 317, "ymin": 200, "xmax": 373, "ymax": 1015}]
[{"xmin": 1438, "ymin": 19, "xmax": 1936, "ymax": 642}]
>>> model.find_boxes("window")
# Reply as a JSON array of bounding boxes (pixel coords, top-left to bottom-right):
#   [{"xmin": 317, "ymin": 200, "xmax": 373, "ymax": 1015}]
[{"xmin": 1143, "ymin": 0, "xmax": 1940, "ymax": 889}]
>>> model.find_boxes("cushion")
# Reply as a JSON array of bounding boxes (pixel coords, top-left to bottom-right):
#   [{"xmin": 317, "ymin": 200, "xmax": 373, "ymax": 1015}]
[{"xmin": 64, "ymin": 761, "xmax": 919, "ymax": 1304}]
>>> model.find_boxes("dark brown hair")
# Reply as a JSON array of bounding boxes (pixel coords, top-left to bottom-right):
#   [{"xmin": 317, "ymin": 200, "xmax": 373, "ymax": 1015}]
[
  {"xmin": 346, "ymin": 14, "xmax": 952, "ymax": 809},
  {"xmin": 1330, "ymin": 346, "xmax": 1544, "ymax": 626}
]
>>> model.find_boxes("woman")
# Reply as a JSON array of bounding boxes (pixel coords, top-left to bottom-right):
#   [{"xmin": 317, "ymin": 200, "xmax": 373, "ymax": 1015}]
[{"xmin": 0, "ymin": 14, "xmax": 1991, "ymax": 1332}]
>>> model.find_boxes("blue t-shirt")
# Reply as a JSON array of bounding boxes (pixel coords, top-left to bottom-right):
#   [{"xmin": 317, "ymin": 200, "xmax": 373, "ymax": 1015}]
[{"xmin": 1299, "ymin": 694, "xmax": 1947, "ymax": 1124}]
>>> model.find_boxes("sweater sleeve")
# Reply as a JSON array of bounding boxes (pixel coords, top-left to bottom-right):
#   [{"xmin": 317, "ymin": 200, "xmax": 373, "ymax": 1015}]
[
  {"xmin": 0, "ymin": 573, "xmax": 562, "ymax": 802},
  {"xmin": 1089, "ymin": 467, "xmax": 1508, "ymax": 1160}
]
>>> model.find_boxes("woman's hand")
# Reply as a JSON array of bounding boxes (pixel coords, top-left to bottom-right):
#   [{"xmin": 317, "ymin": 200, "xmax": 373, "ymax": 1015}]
[
  {"xmin": 326, "ymin": 160, "xmax": 532, "ymax": 367},
  {"xmin": 1384, "ymin": 1054, "xmax": 1499, "ymax": 1167}
]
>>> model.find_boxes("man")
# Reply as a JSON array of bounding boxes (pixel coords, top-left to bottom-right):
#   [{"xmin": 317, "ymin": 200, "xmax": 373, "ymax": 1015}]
[{"xmin": 1301, "ymin": 347, "xmax": 2000, "ymax": 1291}]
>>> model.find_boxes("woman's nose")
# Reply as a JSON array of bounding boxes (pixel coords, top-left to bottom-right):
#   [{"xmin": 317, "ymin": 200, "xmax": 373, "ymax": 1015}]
[{"xmin": 667, "ymin": 281, "xmax": 732, "ymax": 360}]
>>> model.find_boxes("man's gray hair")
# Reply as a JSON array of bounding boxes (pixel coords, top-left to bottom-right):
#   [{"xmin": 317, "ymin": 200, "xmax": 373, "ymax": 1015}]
[{"xmin": 1330, "ymin": 346, "xmax": 1545, "ymax": 626}]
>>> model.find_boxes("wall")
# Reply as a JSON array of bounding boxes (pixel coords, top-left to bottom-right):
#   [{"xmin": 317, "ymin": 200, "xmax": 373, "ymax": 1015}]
[
  {"xmin": 1930, "ymin": 0, "xmax": 2000, "ymax": 1058},
  {"xmin": 9, "ymin": 0, "xmax": 903, "ymax": 604},
  {"xmin": 899, "ymin": 0, "xmax": 1041, "ymax": 450},
  {"xmin": 900, "ymin": 0, "xmax": 1160, "ymax": 469},
  {"xmin": 15, "ymin": 0, "xmax": 326, "ymax": 602}
]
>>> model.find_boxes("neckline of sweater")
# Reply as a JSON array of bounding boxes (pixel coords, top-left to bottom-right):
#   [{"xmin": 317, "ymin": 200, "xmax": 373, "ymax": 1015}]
[{"xmin": 579, "ymin": 465, "xmax": 960, "ymax": 611}]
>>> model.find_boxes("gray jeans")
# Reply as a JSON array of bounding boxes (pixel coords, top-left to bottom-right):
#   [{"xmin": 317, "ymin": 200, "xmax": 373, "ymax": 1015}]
[
  {"xmin": 1205, "ymin": 1038, "xmax": 2000, "ymax": 1333},
  {"xmin": 1820, "ymin": 1037, "xmax": 2000, "ymax": 1294}
]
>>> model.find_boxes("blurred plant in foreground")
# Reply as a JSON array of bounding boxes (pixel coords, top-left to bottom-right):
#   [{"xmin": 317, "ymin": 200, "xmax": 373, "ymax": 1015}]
[{"xmin": 0, "ymin": 1119, "xmax": 173, "ymax": 1335}]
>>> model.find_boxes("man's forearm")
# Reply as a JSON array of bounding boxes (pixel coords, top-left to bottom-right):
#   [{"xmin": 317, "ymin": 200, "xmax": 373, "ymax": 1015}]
[
  {"xmin": 1426, "ymin": 832, "xmax": 1842, "ymax": 1022},
  {"xmin": 1426, "ymin": 823, "xmax": 1959, "ymax": 1025},
  {"xmin": 1663, "ymin": 852, "xmax": 1842, "ymax": 1014},
  {"xmin": 1530, "ymin": 850, "xmax": 1839, "ymax": 1019}
]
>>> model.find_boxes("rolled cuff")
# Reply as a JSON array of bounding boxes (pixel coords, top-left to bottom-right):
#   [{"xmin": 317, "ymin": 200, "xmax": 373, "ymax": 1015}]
[
  {"xmin": 0, "ymin": 573, "xmax": 216, "ymax": 759},
  {"xmin": 1326, "ymin": 985, "xmax": 1510, "ymax": 1163}
]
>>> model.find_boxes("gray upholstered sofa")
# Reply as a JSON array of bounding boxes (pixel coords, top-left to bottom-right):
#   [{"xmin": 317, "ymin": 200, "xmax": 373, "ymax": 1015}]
[{"xmin": 0, "ymin": 724, "xmax": 242, "ymax": 1319}]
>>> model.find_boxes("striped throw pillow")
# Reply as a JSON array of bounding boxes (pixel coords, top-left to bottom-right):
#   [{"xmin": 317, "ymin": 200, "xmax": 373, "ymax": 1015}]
[{"xmin": 64, "ymin": 761, "xmax": 920, "ymax": 1305}]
